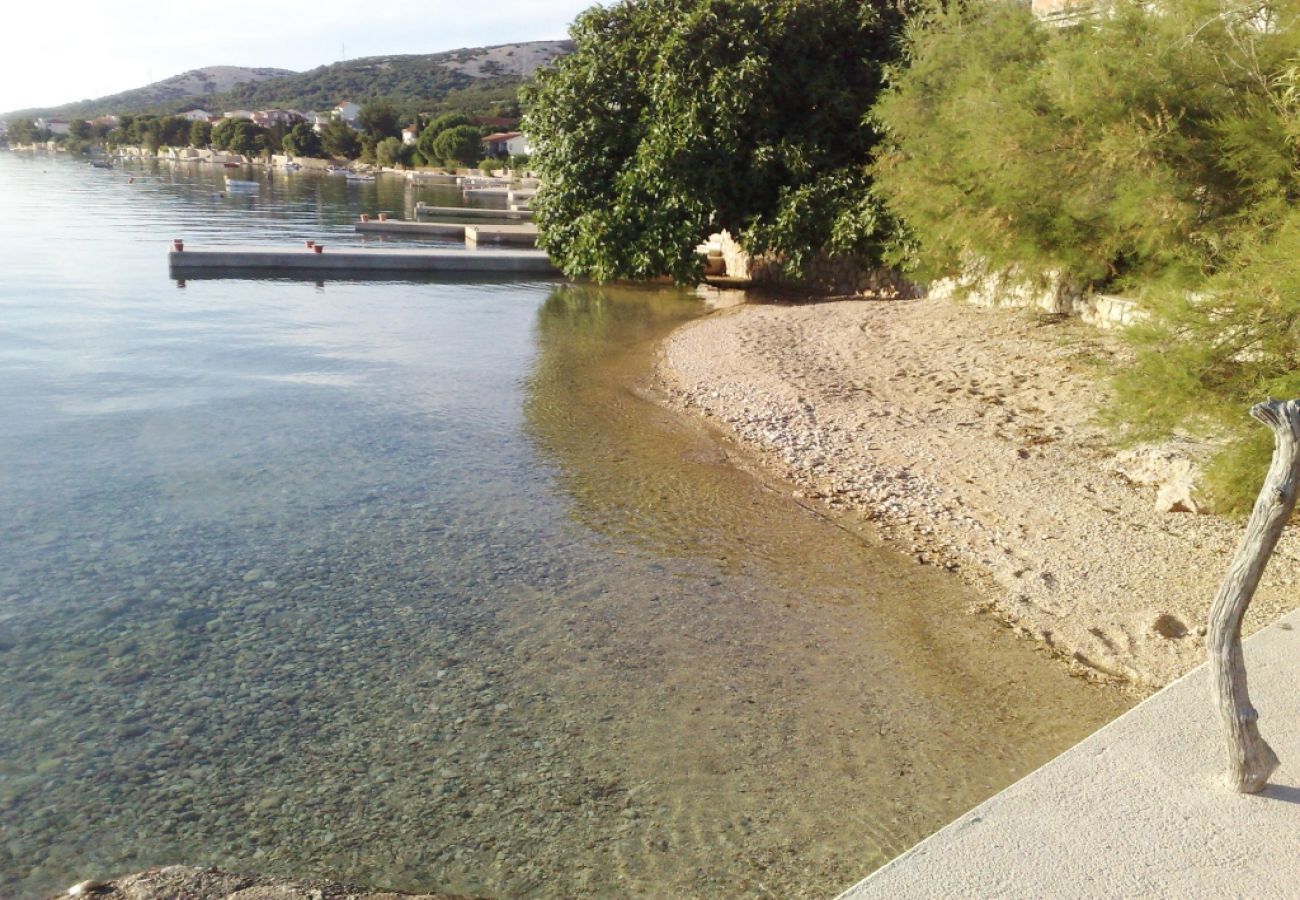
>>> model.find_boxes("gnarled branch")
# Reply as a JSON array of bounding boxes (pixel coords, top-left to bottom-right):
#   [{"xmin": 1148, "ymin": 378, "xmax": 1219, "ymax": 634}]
[{"xmin": 1206, "ymin": 398, "xmax": 1297, "ymax": 792}]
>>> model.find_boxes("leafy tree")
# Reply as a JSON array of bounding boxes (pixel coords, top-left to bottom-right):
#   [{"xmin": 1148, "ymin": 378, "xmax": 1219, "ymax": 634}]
[
  {"xmin": 282, "ymin": 122, "xmax": 324, "ymax": 158},
  {"xmin": 189, "ymin": 119, "xmax": 212, "ymax": 148},
  {"xmin": 374, "ymin": 136, "xmax": 407, "ymax": 168},
  {"xmin": 429, "ymin": 124, "xmax": 484, "ymax": 167},
  {"xmin": 158, "ymin": 116, "xmax": 190, "ymax": 147},
  {"xmin": 7, "ymin": 118, "xmax": 39, "ymax": 143},
  {"xmin": 211, "ymin": 118, "xmax": 270, "ymax": 157},
  {"xmin": 67, "ymin": 119, "xmax": 91, "ymax": 141},
  {"xmin": 358, "ymin": 100, "xmax": 401, "ymax": 139},
  {"xmin": 320, "ymin": 118, "xmax": 361, "ymax": 159},
  {"xmin": 416, "ymin": 112, "xmax": 474, "ymax": 161},
  {"xmin": 523, "ymin": 0, "xmax": 913, "ymax": 282}
]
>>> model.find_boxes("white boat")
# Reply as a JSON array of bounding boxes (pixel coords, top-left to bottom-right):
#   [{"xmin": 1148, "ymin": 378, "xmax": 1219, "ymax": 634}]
[
  {"xmin": 345, "ymin": 173, "xmax": 376, "ymax": 182},
  {"xmin": 280, "ymin": 161, "xmax": 302, "ymax": 172},
  {"xmin": 224, "ymin": 177, "xmax": 261, "ymax": 190},
  {"xmin": 326, "ymin": 165, "xmax": 349, "ymax": 176}
]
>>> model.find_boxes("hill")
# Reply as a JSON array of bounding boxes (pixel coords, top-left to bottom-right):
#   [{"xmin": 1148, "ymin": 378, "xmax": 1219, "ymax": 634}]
[
  {"xmin": 3, "ymin": 66, "xmax": 293, "ymax": 120},
  {"xmin": 3, "ymin": 41, "xmax": 573, "ymax": 122}
]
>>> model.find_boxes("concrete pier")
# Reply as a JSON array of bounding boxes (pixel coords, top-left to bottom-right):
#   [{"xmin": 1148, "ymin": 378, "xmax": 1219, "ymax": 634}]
[
  {"xmin": 168, "ymin": 245, "xmax": 558, "ymax": 277},
  {"xmin": 413, "ymin": 202, "xmax": 533, "ymax": 221},
  {"xmin": 355, "ymin": 220, "xmax": 466, "ymax": 237},
  {"xmin": 838, "ymin": 607, "xmax": 1300, "ymax": 899},
  {"xmin": 465, "ymin": 224, "xmax": 539, "ymax": 247}
]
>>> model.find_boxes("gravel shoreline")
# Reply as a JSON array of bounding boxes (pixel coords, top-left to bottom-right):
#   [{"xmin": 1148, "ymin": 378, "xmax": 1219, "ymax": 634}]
[{"xmin": 656, "ymin": 294, "xmax": 1300, "ymax": 690}]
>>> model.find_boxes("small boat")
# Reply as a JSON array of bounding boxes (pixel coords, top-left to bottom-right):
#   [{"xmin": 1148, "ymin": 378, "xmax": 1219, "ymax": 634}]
[
  {"xmin": 326, "ymin": 165, "xmax": 349, "ymax": 176},
  {"xmin": 89, "ymin": 160, "xmax": 113, "ymax": 169},
  {"xmin": 280, "ymin": 161, "xmax": 302, "ymax": 171},
  {"xmin": 223, "ymin": 162, "xmax": 241, "ymax": 169},
  {"xmin": 345, "ymin": 173, "xmax": 376, "ymax": 182},
  {"xmin": 225, "ymin": 177, "xmax": 261, "ymax": 190}
]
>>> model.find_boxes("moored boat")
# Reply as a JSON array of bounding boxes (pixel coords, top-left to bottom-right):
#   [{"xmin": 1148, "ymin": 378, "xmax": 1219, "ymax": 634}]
[{"xmin": 224, "ymin": 177, "xmax": 261, "ymax": 190}]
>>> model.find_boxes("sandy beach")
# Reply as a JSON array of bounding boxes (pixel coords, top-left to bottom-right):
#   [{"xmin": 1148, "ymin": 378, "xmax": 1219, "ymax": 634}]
[{"xmin": 657, "ymin": 294, "xmax": 1300, "ymax": 690}]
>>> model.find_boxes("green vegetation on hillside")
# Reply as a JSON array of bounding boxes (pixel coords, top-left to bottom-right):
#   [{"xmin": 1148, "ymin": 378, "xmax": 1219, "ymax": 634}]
[{"xmin": 524, "ymin": 0, "xmax": 915, "ymax": 283}]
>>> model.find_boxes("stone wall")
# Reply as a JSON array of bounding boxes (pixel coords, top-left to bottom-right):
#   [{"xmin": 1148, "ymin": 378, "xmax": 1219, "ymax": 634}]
[
  {"xmin": 929, "ymin": 265, "xmax": 1144, "ymax": 331},
  {"xmin": 706, "ymin": 231, "xmax": 919, "ymax": 298}
]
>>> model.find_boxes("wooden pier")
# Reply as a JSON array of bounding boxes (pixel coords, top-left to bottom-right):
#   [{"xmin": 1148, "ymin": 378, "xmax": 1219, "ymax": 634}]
[{"xmin": 168, "ymin": 244, "xmax": 558, "ymax": 277}]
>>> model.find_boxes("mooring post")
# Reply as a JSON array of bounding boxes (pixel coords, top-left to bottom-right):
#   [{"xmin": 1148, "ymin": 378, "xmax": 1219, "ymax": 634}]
[{"xmin": 1206, "ymin": 398, "xmax": 1298, "ymax": 792}]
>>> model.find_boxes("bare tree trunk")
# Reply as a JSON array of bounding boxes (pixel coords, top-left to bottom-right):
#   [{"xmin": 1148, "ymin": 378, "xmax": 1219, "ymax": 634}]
[{"xmin": 1207, "ymin": 399, "xmax": 1298, "ymax": 793}]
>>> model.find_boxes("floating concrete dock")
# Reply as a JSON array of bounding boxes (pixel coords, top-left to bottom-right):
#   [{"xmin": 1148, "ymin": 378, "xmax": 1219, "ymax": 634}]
[
  {"xmin": 354, "ymin": 220, "xmax": 539, "ymax": 248},
  {"xmin": 838, "ymin": 607, "xmax": 1300, "ymax": 899},
  {"xmin": 465, "ymin": 224, "xmax": 538, "ymax": 247},
  {"xmin": 413, "ymin": 202, "xmax": 533, "ymax": 221},
  {"xmin": 355, "ymin": 220, "xmax": 466, "ymax": 237},
  {"xmin": 168, "ymin": 245, "xmax": 558, "ymax": 277}
]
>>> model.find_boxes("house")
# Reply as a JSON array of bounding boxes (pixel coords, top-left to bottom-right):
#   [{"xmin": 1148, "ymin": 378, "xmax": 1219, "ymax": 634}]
[
  {"xmin": 89, "ymin": 115, "xmax": 119, "ymax": 129},
  {"xmin": 401, "ymin": 125, "xmax": 419, "ymax": 145},
  {"xmin": 223, "ymin": 110, "xmax": 255, "ymax": 121},
  {"xmin": 482, "ymin": 131, "xmax": 530, "ymax": 158},
  {"xmin": 333, "ymin": 102, "xmax": 362, "ymax": 127},
  {"xmin": 35, "ymin": 118, "xmax": 70, "ymax": 135},
  {"xmin": 251, "ymin": 109, "xmax": 303, "ymax": 128},
  {"xmin": 179, "ymin": 109, "xmax": 213, "ymax": 122}
]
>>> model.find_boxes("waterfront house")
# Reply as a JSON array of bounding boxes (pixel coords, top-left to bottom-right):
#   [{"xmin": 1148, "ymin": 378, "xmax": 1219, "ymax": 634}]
[
  {"xmin": 223, "ymin": 110, "xmax": 255, "ymax": 121},
  {"xmin": 482, "ymin": 131, "xmax": 530, "ymax": 157},
  {"xmin": 179, "ymin": 109, "xmax": 213, "ymax": 122},
  {"xmin": 35, "ymin": 118, "xmax": 70, "ymax": 135},
  {"xmin": 252, "ymin": 109, "xmax": 304, "ymax": 128},
  {"xmin": 333, "ymin": 102, "xmax": 362, "ymax": 127}
]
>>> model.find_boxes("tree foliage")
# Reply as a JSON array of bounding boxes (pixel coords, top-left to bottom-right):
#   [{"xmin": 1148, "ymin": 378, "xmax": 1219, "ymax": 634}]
[
  {"xmin": 874, "ymin": 0, "xmax": 1300, "ymax": 511},
  {"xmin": 523, "ymin": 0, "xmax": 913, "ymax": 283},
  {"xmin": 873, "ymin": 0, "xmax": 1300, "ymax": 291},
  {"xmin": 358, "ymin": 100, "xmax": 401, "ymax": 139},
  {"xmin": 319, "ymin": 118, "xmax": 362, "ymax": 159},
  {"xmin": 210, "ymin": 118, "xmax": 270, "ymax": 156},
  {"xmin": 429, "ymin": 124, "xmax": 484, "ymax": 166},
  {"xmin": 282, "ymin": 122, "xmax": 324, "ymax": 158}
]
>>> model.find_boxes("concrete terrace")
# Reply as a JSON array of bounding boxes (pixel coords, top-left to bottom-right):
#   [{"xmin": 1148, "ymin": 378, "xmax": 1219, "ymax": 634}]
[{"xmin": 839, "ymin": 607, "xmax": 1300, "ymax": 899}]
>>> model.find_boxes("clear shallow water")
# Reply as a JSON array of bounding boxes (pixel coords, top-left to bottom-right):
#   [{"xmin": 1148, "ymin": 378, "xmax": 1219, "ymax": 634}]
[{"xmin": 0, "ymin": 153, "xmax": 1128, "ymax": 898}]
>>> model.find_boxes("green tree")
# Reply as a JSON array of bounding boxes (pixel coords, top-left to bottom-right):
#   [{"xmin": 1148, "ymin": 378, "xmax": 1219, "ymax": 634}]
[
  {"xmin": 282, "ymin": 122, "xmax": 324, "ymax": 158},
  {"xmin": 67, "ymin": 119, "xmax": 91, "ymax": 141},
  {"xmin": 523, "ymin": 0, "xmax": 912, "ymax": 283},
  {"xmin": 211, "ymin": 118, "xmax": 270, "ymax": 157},
  {"xmin": 415, "ymin": 112, "xmax": 474, "ymax": 162},
  {"xmin": 429, "ymin": 124, "xmax": 484, "ymax": 167},
  {"xmin": 320, "ymin": 118, "xmax": 361, "ymax": 159},
  {"xmin": 7, "ymin": 118, "xmax": 39, "ymax": 143},
  {"xmin": 358, "ymin": 101, "xmax": 401, "ymax": 140},
  {"xmin": 189, "ymin": 119, "xmax": 212, "ymax": 148},
  {"xmin": 374, "ymin": 136, "xmax": 407, "ymax": 168}
]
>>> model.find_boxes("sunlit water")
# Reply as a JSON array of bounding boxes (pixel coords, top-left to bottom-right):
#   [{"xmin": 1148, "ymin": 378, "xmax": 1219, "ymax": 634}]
[{"xmin": 0, "ymin": 153, "xmax": 1129, "ymax": 898}]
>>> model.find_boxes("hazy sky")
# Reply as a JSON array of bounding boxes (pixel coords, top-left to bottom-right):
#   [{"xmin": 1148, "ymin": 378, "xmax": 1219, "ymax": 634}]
[{"xmin": 1, "ymin": 0, "xmax": 595, "ymax": 114}]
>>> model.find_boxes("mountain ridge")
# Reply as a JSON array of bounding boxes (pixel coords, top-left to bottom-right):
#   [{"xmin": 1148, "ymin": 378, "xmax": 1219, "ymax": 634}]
[{"xmin": 2, "ymin": 41, "xmax": 572, "ymax": 121}]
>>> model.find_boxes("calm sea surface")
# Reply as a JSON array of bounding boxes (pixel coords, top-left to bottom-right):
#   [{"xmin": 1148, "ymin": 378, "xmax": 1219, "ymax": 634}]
[{"xmin": 0, "ymin": 152, "xmax": 1128, "ymax": 898}]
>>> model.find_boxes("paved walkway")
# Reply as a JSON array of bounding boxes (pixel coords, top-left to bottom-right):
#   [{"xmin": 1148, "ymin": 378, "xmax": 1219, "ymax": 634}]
[{"xmin": 839, "ymin": 608, "xmax": 1300, "ymax": 899}]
